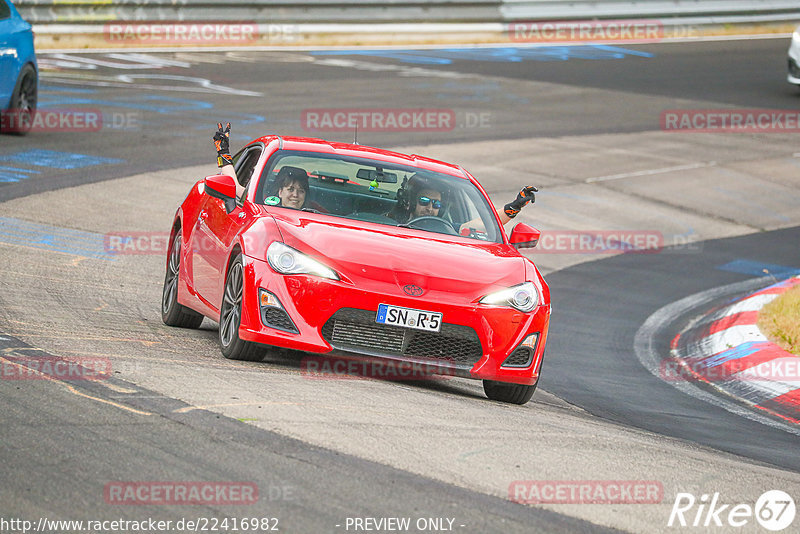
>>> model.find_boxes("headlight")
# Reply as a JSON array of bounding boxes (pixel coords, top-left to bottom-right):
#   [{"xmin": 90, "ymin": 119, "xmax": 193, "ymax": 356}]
[
  {"xmin": 267, "ymin": 241, "xmax": 339, "ymax": 280},
  {"xmin": 479, "ymin": 282, "xmax": 539, "ymax": 312}
]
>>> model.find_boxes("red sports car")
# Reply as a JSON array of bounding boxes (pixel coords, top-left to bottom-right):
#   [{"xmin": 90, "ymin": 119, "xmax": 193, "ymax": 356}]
[{"xmin": 161, "ymin": 136, "xmax": 550, "ymax": 404}]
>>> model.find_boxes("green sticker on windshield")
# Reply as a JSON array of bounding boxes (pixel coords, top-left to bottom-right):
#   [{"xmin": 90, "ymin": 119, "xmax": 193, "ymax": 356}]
[{"xmin": 265, "ymin": 196, "xmax": 280, "ymax": 205}]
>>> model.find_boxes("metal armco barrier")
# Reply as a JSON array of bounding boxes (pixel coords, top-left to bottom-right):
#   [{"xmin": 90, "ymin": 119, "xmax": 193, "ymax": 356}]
[
  {"xmin": 13, "ymin": 1, "xmax": 502, "ymax": 23},
  {"xmin": 502, "ymin": 0, "xmax": 800, "ymax": 20},
  {"xmin": 12, "ymin": 0, "xmax": 800, "ymax": 24}
]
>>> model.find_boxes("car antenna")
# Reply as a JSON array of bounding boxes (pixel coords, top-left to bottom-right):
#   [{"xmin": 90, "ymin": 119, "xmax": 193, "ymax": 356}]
[{"xmin": 353, "ymin": 124, "xmax": 359, "ymax": 145}]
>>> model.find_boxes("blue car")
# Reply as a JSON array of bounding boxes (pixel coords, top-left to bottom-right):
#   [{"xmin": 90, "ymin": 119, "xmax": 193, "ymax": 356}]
[{"xmin": 0, "ymin": 0, "xmax": 37, "ymax": 134}]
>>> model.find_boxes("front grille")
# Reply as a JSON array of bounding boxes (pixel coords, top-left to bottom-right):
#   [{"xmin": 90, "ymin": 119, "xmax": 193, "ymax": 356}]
[
  {"xmin": 501, "ymin": 347, "xmax": 533, "ymax": 368},
  {"xmin": 321, "ymin": 308, "xmax": 483, "ymax": 366},
  {"xmin": 262, "ymin": 308, "xmax": 298, "ymax": 333},
  {"xmin": 331, "ymin": 319, "xmax": 406, "ymax": 352}
]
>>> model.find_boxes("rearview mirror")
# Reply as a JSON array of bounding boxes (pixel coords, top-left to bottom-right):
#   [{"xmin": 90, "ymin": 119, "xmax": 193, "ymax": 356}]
[
  {"xmin": 356, "ymin": 168, "xmax": 398, "ymax": 183},
  {"xmin": 509, "ymin": 223, "xmax": 540, "ymax": 249},
  {"xmin": 204, "ymin": 174, "xmax": 237, "ymax": 213}
]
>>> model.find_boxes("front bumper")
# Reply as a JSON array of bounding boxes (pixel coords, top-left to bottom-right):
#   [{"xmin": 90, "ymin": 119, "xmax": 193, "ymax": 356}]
[{"xmin": 238, "ymin": 255, "xmax": 550, "ymax": 385}]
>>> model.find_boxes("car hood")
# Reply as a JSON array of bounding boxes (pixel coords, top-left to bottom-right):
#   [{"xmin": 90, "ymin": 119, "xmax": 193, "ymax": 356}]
[{"xmin": 268, "ymin": 210, "xmax": 526, "ymax": 301}]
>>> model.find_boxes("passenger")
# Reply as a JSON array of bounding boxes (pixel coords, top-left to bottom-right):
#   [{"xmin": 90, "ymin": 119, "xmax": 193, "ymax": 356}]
[
  {"xmin": 213, "ymin": 122, "xmax": 309, "ymax": 209},
  {"xmin": 213, "ymin": 122, "xmax": 245, "ymax": 197},
  {"xmin": 265, "ymin": 166, "xmax": 309, "ymax": 209}
]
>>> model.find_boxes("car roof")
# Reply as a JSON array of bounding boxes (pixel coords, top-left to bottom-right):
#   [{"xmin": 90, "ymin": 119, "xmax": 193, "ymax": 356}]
[{"xmin": 250, "ymin": 135, "xmax": 469, "ymax": 179}]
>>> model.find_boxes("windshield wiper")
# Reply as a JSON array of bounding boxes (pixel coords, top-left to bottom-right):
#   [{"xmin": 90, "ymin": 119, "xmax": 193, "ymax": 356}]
[{"xmin": 301, "ymin": 207, "xmax": 320, "ymax": 214}]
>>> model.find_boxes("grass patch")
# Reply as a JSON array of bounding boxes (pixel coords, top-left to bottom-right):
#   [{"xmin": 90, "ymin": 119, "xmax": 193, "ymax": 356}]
[{"xmin": 758, "ymin": 284, "xmax": 800, "ymax": 355}]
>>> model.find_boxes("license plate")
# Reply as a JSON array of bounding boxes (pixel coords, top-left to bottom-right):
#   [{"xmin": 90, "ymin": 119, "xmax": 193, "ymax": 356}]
[{"xmin": 376, "ymin": 304, "xmax": 442, "ymax": 332}]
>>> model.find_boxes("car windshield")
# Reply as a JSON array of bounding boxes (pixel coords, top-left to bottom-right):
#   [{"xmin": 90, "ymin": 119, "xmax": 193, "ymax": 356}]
[{"xmin": 255, "ymin": 150, "xmax": 503, "ymax": 243}]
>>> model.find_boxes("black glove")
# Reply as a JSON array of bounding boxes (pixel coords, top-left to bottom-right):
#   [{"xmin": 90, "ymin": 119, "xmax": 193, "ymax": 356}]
[
  {"xmin": 503, "ymin": 186, "xmax": 538, "ymax": 219},
  {"xmin": 213, "ymin": 122, "xmax": 232, "ymax": 167}
]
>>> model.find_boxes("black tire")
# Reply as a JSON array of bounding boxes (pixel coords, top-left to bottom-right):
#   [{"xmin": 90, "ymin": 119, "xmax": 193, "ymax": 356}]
[
  {"xmin": 162, "ymin": 233, "xmax": 204, "ymax": 329},
  {"xmin": 219, "ymin": 253, "xmax": 264, "ymax": 361},
  {"xmin": 483, "ymin": 379, "xmax": 537, "ymax": 405},
  {"xmin": 1, "ymin": 64, "xmax": 37, "ymax": 135}
]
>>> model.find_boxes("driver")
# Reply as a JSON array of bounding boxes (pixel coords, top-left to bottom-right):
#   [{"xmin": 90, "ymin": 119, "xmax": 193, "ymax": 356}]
[
  {"xmin": 388, "ymin": 173, "xmax": 447, "ymax": 223},
  {"xmin": 412, "ymin": 187, "xmax": 444, "ymax": 219},
  {"xmin": 389, "ymin": 173, "xmax": 538, "ymax": 230}
]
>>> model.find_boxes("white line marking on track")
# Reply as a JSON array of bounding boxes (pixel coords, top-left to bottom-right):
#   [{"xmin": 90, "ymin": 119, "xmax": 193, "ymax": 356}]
[{"xmin": 586, "ymin": 161, "xmax": 717, "ymax": 183}]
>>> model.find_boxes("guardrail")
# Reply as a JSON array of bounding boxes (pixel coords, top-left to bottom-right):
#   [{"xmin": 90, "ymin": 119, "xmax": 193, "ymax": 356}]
[
  {"xmin": 14, "ymin": 1, "xmax": 502, "ymax": 24},
  {"xmin": 502, "ymin": 0, "xmax": 800, "ymax": 20},
  {"xmin": 13, "ymin": 0, "xmax": 800, "ymax": 24}
]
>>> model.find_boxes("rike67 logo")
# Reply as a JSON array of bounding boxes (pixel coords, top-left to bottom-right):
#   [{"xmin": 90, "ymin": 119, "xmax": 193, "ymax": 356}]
[{"xmin": 668, "ymin": 490, "xmax": 795, "ymax": 531}]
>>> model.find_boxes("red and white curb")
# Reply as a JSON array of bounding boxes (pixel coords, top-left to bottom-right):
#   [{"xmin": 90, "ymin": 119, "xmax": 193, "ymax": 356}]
[{"xmin": 669, "ymin": 275, "xmax": 800, "ymax": 424}]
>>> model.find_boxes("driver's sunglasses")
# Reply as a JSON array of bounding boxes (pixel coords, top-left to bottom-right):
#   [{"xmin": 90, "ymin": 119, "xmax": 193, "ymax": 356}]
[{"xmin": 418, "ymin": 196, "xmax": 442, "ymax": 209}]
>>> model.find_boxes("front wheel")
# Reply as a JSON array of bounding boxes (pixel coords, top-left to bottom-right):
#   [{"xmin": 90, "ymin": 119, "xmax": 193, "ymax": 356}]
[
  {"xmin": 483, "ymin": 379, "xmax": 537, "ymax": 405},
  {"xmin": 162, "ymin": 232, "xmax": 204, "ymax": 328},
  {"xmin": 219, "ymin": 254, "xmax": 264, "ymax": 361},
  {"xmin": 1, "ymin": 64, "xmax": 37, "ymax": 135}
]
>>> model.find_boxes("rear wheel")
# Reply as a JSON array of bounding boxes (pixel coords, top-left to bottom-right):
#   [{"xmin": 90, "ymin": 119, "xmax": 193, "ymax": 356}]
[
  {"xmin": 162, "ymin": 233, "xmax": 204, "ymax": 328},
  {"xmin": 1, "ymin": 64, "xmax": 37, "ymax": 135},
  {"xmin": 219, "ymin": 254, "xmax": 264, "ymax": 361},
  {"xmin": 483, "ymin": 379, "xmax": 537, "ymax": 405}
]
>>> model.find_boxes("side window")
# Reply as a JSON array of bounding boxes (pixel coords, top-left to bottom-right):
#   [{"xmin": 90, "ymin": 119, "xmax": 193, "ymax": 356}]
[
  {"xmin": 234, "ymin": 147, "xmax": 263, "ymax": 190},
  {"xmin": 0, "ymin": 1, "xmax": 11, "ymax": 19}
]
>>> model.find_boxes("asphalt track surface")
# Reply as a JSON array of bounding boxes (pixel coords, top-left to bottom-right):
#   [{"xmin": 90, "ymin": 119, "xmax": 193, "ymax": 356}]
[
  {"xmin": 1, "ymin": 337, "xmax": 600, "ymax": 534},
  {"xmin": 1, "ymin": 38, "xmax": 800, "ymax": 532},
  {"xmin": 545, "ymin": 226, "xmax": 800, "ymax": 472}
]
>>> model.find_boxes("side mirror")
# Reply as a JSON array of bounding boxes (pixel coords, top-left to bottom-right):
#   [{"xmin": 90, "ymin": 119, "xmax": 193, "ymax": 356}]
[
  {"xmin": 509, "ymin": 223, "xmax": 540, "ymax": 249},
  {"xmin": 204, "ymin": 174, "xmax": 237, "ymax": 214}
]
